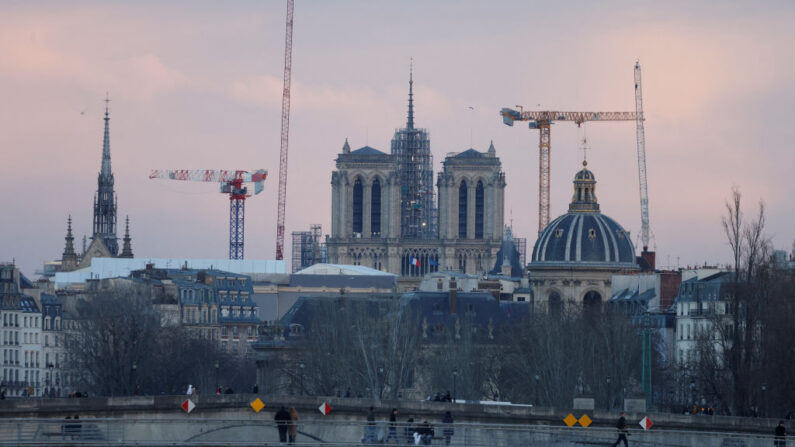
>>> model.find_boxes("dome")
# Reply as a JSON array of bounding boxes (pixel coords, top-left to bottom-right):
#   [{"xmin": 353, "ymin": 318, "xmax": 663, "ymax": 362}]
[
  {"xmin": 530, "ymin": 161, "xmax": 638, "ymax": 269},
  {"xmin": 530, "ymin": 213, "xmax": 637, "ymax": 267}
]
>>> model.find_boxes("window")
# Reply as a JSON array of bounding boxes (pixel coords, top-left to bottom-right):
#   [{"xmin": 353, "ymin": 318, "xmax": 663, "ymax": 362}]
[
  {"xmin": 555, "ymin": 228, "xmax": 564, "ymax": 238},
  {"xmin": 371, "ymin": 178, "xmax": 381, "ymax": 237},
  {"xmin": 475, "ymin": 181, "xmax": 484, "ymax": 239},
  {"xmin": 588, "ymin": 228, "xmax": 597, "ymax": 240},
  {"xmin": 458, "ymin": 181, "xmax": 468, "ymax": 238},
  {"xmin": 352, "ymin": 178, "xmax": 363, "ymax": 235}
]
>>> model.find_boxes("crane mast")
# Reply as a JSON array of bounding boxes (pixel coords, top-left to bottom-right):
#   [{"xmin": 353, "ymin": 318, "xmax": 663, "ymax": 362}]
[
  {"xmin": 500, "ymin": 108, "xmax": 637, "ymax": 233},
  {"xmin": 634, "ymin": 61, "xmax": 651, "ymax": 251},
  {"xmin": 275, "ymin": 0, "xmax": 294, "ymax": 261}
]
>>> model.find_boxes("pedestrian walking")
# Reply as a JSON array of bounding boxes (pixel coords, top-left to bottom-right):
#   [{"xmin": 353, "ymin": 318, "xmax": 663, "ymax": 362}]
[
  {"xmin": 442, "ymin": 411, "xmax": 454, "ymax": 445},
  {"xmin": 288, "ymin": 407, "xmax": 299, "ymax": 444},
  {"xmin": 385, "ymin": 408, "xmax": 400, "ymax": 444},
  {"xmin": 274, "ymin": 406, "xmax": 291, "ymax": 443},
  {"xmin": 363, "ymin": 406, "xmax": 377, "ymax": 444},
  {"xmin": 774, "ymin": 421, "xmax": 786, "ymax": 447},
  {"xmin": 612, "ymin": 412, "xmax": 629, "ymax": 447}
]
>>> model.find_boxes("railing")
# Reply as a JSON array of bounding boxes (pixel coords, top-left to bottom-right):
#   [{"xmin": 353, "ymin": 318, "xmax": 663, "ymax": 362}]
[{"xmin": 0, "ymin": 418, "xmax": 785, "ymax": 446}]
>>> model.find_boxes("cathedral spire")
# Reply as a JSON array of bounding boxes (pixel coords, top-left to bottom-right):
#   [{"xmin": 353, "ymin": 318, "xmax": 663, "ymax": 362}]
[
  {"xmin": 120, "ymin": 215, "xmax": 134, "ymax": 258},
  {"xmin": 407, "ymin": 58, "xmax": 414, "ymax": 130}
]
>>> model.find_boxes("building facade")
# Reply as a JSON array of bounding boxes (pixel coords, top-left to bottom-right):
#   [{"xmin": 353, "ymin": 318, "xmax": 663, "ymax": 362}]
[
  {"xmin": 327, "ymin": 72, "xmax": 506, "ymax": 289},
  {"xmin": 527, "ymin": 161, "xmax": 639, "ymax": 313}
]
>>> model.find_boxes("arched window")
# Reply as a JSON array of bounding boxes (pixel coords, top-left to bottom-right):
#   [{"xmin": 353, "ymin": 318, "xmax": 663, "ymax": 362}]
[
  {"xmin": 549, "ymin": 292, "xmax": 562, "ymax": 316},
  {"xmin": 475, "ymin": 181, "xmax": 484, "ymax": 239},
  {"xmin": 458, "ymin": 181, "xmax": 468, "ymax": 238},
  {"xmin": 352, "ymin": 178, "xmax": 363, "ymax": 235},
  {"xmin": 583, "ymin": 290, "xmax": 602, "ymax": 318},
  {"xmin": 371, "ymin": 178, "xmax": 381, "ymax": 237}
]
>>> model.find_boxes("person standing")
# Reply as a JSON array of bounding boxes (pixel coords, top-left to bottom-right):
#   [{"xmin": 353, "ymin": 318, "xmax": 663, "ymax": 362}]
[
  {"xmin": 442, "ymin": 411, "xmax": 454, "ymax": 445},
  {"xmin": 612, "ymin": 412, "xmax": 628, "ymax": 447},
  {"xmin": 385, "ymin": 408, "xmax": 399, "ymax": 444},
  {"xmin": 774, "ymin": 421, "xmax": 786, "ymax": 447},
  {"xmin": 404, "ymin": 417, "xmax": 415, "ymax": 445},
  {"xmin": 288, "ymin": 407, "xmax": 299, "ymax": 444},
  {"xmin": 274, "ymin": 406, "xmax": 291, "ymax": 443}
]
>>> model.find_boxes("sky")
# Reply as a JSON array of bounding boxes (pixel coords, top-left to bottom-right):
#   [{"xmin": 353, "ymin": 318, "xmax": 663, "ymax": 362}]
[{"xmin": 1, "ymin": 0, "xmax": 794, "ymax": 277}]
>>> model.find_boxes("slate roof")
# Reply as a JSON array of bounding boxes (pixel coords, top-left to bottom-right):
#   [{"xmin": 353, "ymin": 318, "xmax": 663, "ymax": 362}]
[
  {"xmin": 530, "ymin": 213, "xmax": 637, "ymax": 268},
  {"xmin": 453, "ymin": 148, "xmax": 484, "ymax": 158},
  {"xmin": 351, "ymin": 146, "xmax": 387, "ymax": 156}
]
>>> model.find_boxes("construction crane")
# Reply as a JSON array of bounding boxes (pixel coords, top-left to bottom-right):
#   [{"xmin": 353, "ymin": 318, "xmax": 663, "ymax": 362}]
[
  {"xmin": 634, "ymin": 61, "xmax": 652, "ymax": 251},
  {"xmin": 275, "ymin": 0, "xmax": 294, "ymax": 261},
  {"xmin": 500, "ymin": 108, "xmax": 637, "ymax": 233},
  {"xmin": 149, "ymin": 169, "xmax": 268, "ymax": 260}
]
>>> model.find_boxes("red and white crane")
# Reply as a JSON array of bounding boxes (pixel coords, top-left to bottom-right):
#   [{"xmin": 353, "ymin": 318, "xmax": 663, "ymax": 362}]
[{"xmin": 149, "ymin": 169, "xmax": 268, "ymax": 260}]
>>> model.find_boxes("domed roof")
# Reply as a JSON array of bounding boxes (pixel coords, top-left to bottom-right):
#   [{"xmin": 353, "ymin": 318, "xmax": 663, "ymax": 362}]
[
  {"xmin": 530, "ymin": 161, "xmax": 638, "ymax": 269},
  {"xmin": 530, "ymin": 213, "xmax": 637, "ymax": 267}
]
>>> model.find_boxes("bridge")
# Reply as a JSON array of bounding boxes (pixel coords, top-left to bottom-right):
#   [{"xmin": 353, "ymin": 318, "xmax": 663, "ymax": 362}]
[{"xmin": 0, "ymin": 394, "xmax": 786, "ymax": 446}]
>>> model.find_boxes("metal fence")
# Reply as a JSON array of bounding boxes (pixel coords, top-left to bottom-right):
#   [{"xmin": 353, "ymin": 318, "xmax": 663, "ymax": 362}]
[{"xmin": 0, "ymin": 418, "xmax": 787, "ymax": 447}]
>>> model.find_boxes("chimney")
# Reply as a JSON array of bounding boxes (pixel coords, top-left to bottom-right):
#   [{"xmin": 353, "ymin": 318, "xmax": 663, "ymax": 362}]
[
  {"xmin": 449, "ymin": 278, "xmax": 458, "ymax": 315},
  {"xmin": 641, "ymin": 250, "xmax": 656, "ymax": 270}
]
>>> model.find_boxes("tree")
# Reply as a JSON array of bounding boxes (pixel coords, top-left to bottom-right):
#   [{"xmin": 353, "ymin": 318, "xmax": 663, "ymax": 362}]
[
  {"xmin": 290, "ymin": 296, "xmax": 421, "ymax": 399},
  {"xmin": 496, "ymin": 304, "xmax": 646, "ymax": 408},
  {"xmin": 65, "ymin": 284, "xmax": 237, "ymax": 396}
]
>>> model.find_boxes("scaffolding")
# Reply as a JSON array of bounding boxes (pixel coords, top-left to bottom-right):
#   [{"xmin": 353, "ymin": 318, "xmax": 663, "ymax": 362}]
[
  {"xmin": 391, "ymin": 68, "xmax": 437, "ymax": 239},
  {"xmin": 514, "ymin": 237, "xmax": 527, "ymax": 267},
  {"xmin": 291, "ymin": 224, "xmax": 327, "ymax": 272}
]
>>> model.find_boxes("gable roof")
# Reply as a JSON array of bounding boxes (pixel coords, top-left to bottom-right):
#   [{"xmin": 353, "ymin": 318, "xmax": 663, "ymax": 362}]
[
  {"xmin": 351, "ymin": 146, "xmax": 387, "ymax": 156},
  {"xmin": 454, "ymin": 148, "xmax": 484, "ymax": 158}
]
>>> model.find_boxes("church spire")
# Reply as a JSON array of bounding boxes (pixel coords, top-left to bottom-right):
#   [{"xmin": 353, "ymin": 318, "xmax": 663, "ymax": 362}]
[
  {"xmin": 93, "ymin": 93, "xmax": 119, "ymax": 256},
  {"xmin": 61, "ymin": 215, "xmax": 78, "ymax": 271},
  {"xmin": 120, "ymin": 215, "xmax": 134, "ymax": 258},
  {"xmin": 101, "ymin": 92, "xmax": 112, "ymax": 178},
  {"xmin": 407, "ymin": 58, "xmax": 414, "ymax": 130}
]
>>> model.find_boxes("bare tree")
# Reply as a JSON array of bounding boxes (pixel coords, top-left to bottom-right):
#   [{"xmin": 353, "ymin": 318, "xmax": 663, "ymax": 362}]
[
  {"xmin": 291, "ymin": 296, "xmax": 421, "ymax": 399},
  {"xmin": 65, "ymin": 284, "xmax": 235, "ymax": 396}
]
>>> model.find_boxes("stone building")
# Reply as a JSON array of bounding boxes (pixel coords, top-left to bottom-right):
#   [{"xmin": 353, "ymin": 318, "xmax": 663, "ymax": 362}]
[
  {"xmin": 527, "ymin": 161, "xmax": 639, "ymax": 313},
  {"xmin": 327, "ymin": 71, "xmax": 506, "ymax": 289}
]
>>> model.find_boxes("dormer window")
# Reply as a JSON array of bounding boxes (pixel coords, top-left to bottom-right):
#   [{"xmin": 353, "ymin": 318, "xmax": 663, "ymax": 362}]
[
  {"xmin": 588, "ymin": 229, "xmax": 597, "ymax": 240},
  {"xmin": 555, "ymin": 229, "xmax": 564, "ymax": 238}
]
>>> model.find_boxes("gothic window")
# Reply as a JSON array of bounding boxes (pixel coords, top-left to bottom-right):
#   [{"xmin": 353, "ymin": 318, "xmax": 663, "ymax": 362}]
[
  {"xmin": 371, "ymin": 178, "xmax": 381, "ymax": 237},
  {"xmin": 475, "ymin": 181, "xmax": 484, "ymax": 239},
  {"xmin": 352, "ymin": 178, "xmax": 363, "ymax": 235},
  {"xmin": 458, "ymin": 181, "xmax": 468, "ymax": 238}
]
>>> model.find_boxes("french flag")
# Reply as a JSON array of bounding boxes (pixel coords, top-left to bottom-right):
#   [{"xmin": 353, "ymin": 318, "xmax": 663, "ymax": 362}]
[{"xmin": 410, "ymin": 257, "xmax": 421, "ymax": 268}]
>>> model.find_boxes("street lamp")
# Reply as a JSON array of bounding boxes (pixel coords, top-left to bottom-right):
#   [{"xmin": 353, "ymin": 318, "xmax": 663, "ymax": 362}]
[
  {"xmin": 131, "ymin": 362, "xmax": 137, "ymax": 395},
  {"xmin": 299, "ymin": 363, "xmax": 305, "ymax": 396},
  {"xmin": 47, "ymin": 363, "xmax": 54, "ymax": 398},
  {"xmin": 452, "ymin": 368, "xmax": 458, "ymax": 403},
  {"xmin": 534, "ymin": 374, "xmax": 540, "ymax": 406},
  {"xmin": 214, "ymin": 360, "xmax": 220, "ymax": 392},
  {"xmin": 606, "ymin": 376, "xmax": 612, "ymax": 412},
  {"xmin": 760, "ymin": 383, "xmax": 767, "ymax": 417}
]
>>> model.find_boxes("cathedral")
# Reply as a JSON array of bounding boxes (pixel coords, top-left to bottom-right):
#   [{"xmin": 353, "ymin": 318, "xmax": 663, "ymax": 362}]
[
  {"xmin": 60, "ymin": 98, "xmax": 133, "ymax": 272},
  {"xmin": 326, "ymin": 71, "xmax": 506, "ymax": 289}
]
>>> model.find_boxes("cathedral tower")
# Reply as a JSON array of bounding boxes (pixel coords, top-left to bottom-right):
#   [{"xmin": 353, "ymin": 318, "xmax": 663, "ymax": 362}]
[
  {"xmin": 391, "ymin": 65, "xmax": 436, "ymax": 239},
  {"xmin": 92, "ymin": 96, "xmax": 118, "ymax": 256}
]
